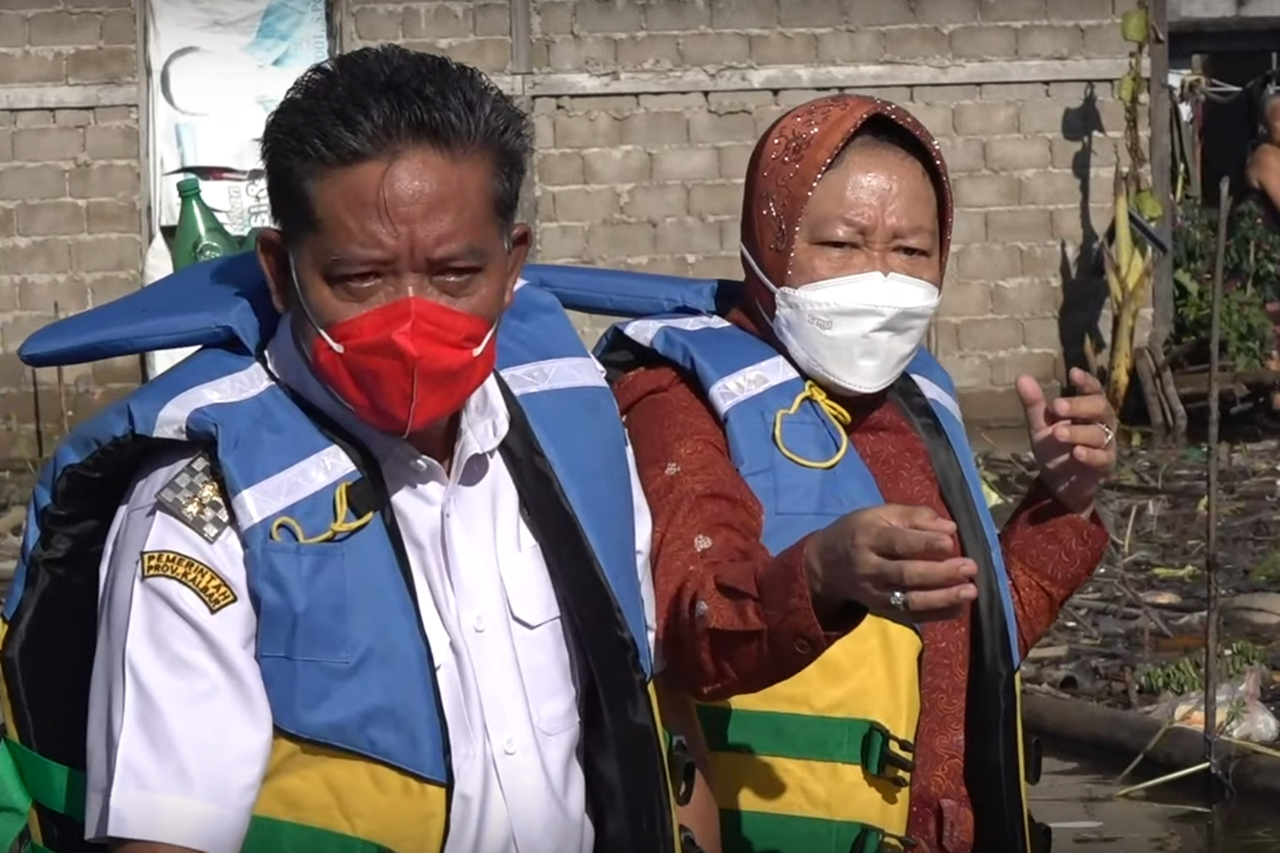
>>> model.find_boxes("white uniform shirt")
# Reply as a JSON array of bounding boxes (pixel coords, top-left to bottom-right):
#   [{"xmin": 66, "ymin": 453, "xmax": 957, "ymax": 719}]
[{"xmin": 84, "ymin": 318, "xmax": 657, "ymax": 853}]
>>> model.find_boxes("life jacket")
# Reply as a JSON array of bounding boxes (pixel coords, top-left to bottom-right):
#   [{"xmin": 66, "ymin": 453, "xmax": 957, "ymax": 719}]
[
  {"xmin": 529, "ymin": 264, "xmax": 1048, "ymax": 853},
  {"xmin": 0, "ymin": 254, "xmax": 684, "ymax": 853}
]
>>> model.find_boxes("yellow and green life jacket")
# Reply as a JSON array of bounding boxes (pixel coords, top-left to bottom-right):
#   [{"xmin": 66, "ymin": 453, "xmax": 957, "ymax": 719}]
[{"xmin": 529, "ymin": 263, "xmax": 1049, "ymax": 853}]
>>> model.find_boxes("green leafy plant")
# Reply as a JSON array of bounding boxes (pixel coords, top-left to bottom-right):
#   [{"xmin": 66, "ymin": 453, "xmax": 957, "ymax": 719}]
[
  {"xmin": 1136, "ymin": 639, "xmax": 1270, "ymax": 696},
  {"xmin": 1172, "ymin": 198, "xmax": 1277, "ymax": 369}
]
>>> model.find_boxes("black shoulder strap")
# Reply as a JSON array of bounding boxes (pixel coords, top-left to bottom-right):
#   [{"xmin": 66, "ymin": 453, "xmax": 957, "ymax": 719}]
[
  {"xmin": 890, "ymin": 378, "xmax": 1030, "ymax": 853},
  {"xmin": 495, "ymin": 377, "xmax": 675, "ymax": 853}
]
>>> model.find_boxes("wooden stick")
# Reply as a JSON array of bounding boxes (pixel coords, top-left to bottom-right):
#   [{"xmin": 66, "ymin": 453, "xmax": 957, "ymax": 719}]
[
  {"xmin": 1204, "ymin": 175, "xmax": 1231, "ymax": 784},
  {"xmin": 52, "ymin": 302, "xmax": 69, "ymax": 438},
  {"xmin": 1115, "ymin": 761, "xmax": 1211, "ymax": 798}
]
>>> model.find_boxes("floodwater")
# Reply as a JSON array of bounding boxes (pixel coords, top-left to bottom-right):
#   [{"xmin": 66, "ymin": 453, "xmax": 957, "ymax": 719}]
[{"xmin": 1035, "ymin": 747, "xmax": 1279, "ymax": 852}]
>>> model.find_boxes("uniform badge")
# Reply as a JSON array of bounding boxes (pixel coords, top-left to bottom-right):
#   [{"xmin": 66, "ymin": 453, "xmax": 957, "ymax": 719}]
[
  {"xmin": 155, "ymin": 453, "xmax": 231, "ymax": 544},
  {"xmin": 140, "ymin": 550, "xmax": 238, "ymax": 614}
]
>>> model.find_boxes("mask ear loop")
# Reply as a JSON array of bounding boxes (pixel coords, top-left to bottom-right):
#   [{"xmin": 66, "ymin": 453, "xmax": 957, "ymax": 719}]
[{"xmin": 288, "ymin": 253, "xmax": 344, "ymax": 354}]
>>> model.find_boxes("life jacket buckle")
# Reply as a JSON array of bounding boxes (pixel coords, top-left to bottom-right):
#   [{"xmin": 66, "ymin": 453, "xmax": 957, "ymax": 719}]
[
  {"xmin": 862, "ymin": 721, "xmax": 915, "ymax": 786},
  {"xmin": 849, "ymin": 826, "xmax": 918, "ymax": 853},
  {"xmin": 679, "ymin": 825, "xmax": 706, "ymax": 853},
  {"xmin": 667, "ymin": 734, "xmax": 697, "ymax": 806}
]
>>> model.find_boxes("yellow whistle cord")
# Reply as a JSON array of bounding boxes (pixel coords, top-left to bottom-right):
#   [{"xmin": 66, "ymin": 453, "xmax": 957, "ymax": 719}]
[
  {"xmin": 270, "ymin": 480, "xmax": 375, "ymax": 544},
  {"xmin": 772, "ymin": 381, "xmax": 853, "ymax": 470}
]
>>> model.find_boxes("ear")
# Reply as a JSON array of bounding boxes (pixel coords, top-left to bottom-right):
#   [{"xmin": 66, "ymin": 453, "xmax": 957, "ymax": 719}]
[
  {"xmin": 501, "ymin": 223, "xmax": 532, "ymax": 311},
  {"xmin": 255, "ymin": 228, "xmax": 292, "ymax": 314}
]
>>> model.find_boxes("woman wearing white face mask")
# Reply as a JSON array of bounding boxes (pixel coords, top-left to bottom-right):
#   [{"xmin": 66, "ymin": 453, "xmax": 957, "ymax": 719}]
[{"xmin": 595, "ymin": 96, "xmax": 1117, "ymax": 853}]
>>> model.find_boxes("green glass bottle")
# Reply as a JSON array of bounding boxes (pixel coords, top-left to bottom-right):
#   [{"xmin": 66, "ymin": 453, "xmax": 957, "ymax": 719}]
[{"xmin": 171, "ymin": 177, "xmax": 240, "ymax": 269}]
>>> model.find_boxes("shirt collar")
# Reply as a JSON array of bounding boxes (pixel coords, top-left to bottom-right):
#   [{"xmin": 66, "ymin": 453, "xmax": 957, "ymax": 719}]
[{"xmin": 263, "ymin": 313, "xmax": 510, "ymax": 468}]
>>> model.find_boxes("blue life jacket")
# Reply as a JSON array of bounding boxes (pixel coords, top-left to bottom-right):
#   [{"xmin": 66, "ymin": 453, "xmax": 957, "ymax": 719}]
[
  {"xmin": 1, "ymin": 254, "xmax": 678, "ymax": 853},
  {"xmin": 523, "ymin": 263, "xmax": 1043, "ymax": 853}
]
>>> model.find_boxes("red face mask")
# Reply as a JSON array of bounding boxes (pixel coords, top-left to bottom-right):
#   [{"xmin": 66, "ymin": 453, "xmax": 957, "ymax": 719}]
[{"xmin": 307, "ymin": 296, "xmax": 497, "ymax": 437}]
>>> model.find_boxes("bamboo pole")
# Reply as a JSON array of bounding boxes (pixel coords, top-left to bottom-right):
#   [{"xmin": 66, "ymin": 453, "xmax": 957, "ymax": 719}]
[{"xmin": 1203, "ymin": 175, "xmax": 1231, "ymax": 787}]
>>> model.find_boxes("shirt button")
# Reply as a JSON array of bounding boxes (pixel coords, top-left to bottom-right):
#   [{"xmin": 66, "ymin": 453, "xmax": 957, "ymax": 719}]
[
  {"xmin": 503, "ymin": 736, "xmax": 518, "ymax": 755},
  {"xmin": 794, "ymin": 638, "xmax": 812, "ymax": 655},
  {"xmin": 410, "ymin": 457, "xmax": 428, "ymax": 472},
  {"xmin": 473, "ymin": 614, "xmax": 486, "ymax": 633}
]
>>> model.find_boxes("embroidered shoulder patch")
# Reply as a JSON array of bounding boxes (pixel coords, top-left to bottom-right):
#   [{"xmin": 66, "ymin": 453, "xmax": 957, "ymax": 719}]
[
  {"xmin": 141, "ymin": 550, "xmax": 238, "ymax": 614},
  {"xmin": 155, "ymin": 453, "xmax": 231, "ymax": 544}
]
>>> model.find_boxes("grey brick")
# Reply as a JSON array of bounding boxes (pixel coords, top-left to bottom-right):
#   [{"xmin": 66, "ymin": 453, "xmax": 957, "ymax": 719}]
[
  {"xmin": 656, "ymin": 217, "xmax": 721, "ymax": 254},
  {"xmin": 66, "ymin": 46, "xmax": 134, "ymax": 84},
  {"xmin": 981, "ymin": 82, "xmax": 1048, "ymax": 101},
  {"xmin": 575, "ymin": 0, "xmax": 642, "ymax": 33},
  {"xmin": 952, "ymin": 174, "xmax": 1020, "ymax": 208},
  {"xmin": 0, "ymin": 12, "xmax": 25, "ymax": 47},
  {"xmin": 68, "ymin": 163, "xmax": 138, "ymax": 199},
  {"xmin": 846, "ymin": 0, "xmax": 914, "ymax": 25},
  {"xmin": 915, "ymin": 0, "xmax": 981, "ymax": 24},
  {"xmin": 72, "ymin": 234, "xmax": 140, "ymax": 273},
  {"xmin": 538, "ymin": 223, "xmax": 587, "ymax": 259},
  {"xmin": 937, "ymin": 281, "xmax": 992, "ymax": 316},
  {"xmin": 55, "ymin": 109, "xmax": 93, "ymax": 127},
  {"xmin": 0, "ymin": 239, "xmax": 70, "ymax": 275},
  {"xmin": 992, "ymin": 281, "xmax": 1062, "ymax": 315},
  {"xmin": 985, "ymin": 137, "xmax": 1051, "ymax": 171},
  {"xmin": 86, "ymin": 198, "xmax": 138, "ymax": 233},
  {"xmin": 402, "ymin": 4, "xmax": 472, "ymax": 40},
  {"xmin": 936, "ymin": 137, "xmax": 985, "ymax": 173},
  {"xmin": 15, "ymin": 110, "xmax": 52, "ymax": 128},
  {"xmin": 586, "ymin": 222, "xmax": 654, "ymax": 259},
  {"xmin": 353, "ymin": 7, "xmax": 401, "ymax": 41},
  {"xmin": 552, "ymin": 187, "xmax": 620, "ymax": 222},
  {"xmin": 620, "ymin": 111, "xmax": 689, "ymax": 147},
  {"xmin": 913, "ymin": 85, "xmax": 979, "ymax": 105},
  {"xmin": 1020, "ymin": 170, "xmax": 1080, "ymax": 206},
  {"xmin": 950, "ymin": 209, "xmax": 986, "ymax": 245},
  {"xmin": 28, "ymin": 11, "xmax": 101, "ymax": 46},
  {"xmin": 939, "ymin": 355, "xmax": 991, "ymax": 389},
  {"xmin": 1047, "ymin": 0, "xmax": 1112, "ymax": 19},
  {"xmin": 958, "ymin": 317, "xmax": 1024, "ymax": 351},
  {"xmin": 906, "ymin": 103, "xmax": 954, "ymax": 138},
  {"xmin": 639, "ymin": 93, "xmax": 708, "ymax": 110},
  {"xmin": 623, "ymin": 184, "xmax": 688, "ymax": 220},
  {"xmin": 954, "ymin": 101, "xmax": 1019, "ymax": 136},
  {"xmin": 474, "ymin": 3, "xmax": 510, "ymax": 36},
  {"xmin": 582, "ymin": 148, "xmax": 652, "ymax": 184},
  {"xmin": 617, "ymin": 34, "xmax": 681, "ymax": 69},
  {"xmin": 537, "ymin": 3, "xmax": 573, "ymax": 35},
  {"xmin": 987, "ymin": 208, "xmax": 1053, "ymax": 243},
  {"xmin": 1017, "ymin": 25, "xmax": 1083, "ymax": 59},
  {"xmin": 777, "ymin": 0, "xmax": 845, "ymax": 27},
  {"xmin": 0, "ymin": 162, "xmax": 64, "ymax": 197},
  {"xmin": 689, "ymin": 111, "xmax": 757, "ymax": 144},
  {"xmin": 0, "ymin": 52, "xmax": 65, "ymax": 84},
  {"xmin": 653, "ymin": 147, "xmax": 720, "ymax": 181},
  {"xmin": 749, "ymin": 32, "xmax": 817, "ymax": 65},
  {"xmin": 85, "ymin": 124, "xmax": 137, "ymax": 159},
  {"xmin": 538, "ymin": 151, "xmax": 585, "ymax": 186},
  {"xmin": 816, "ymin": 29, "xmax": 884, "ymax": 64},
  {"xmin": 16, "ymin": 200, "xmax": 83, "ymax": 236},
  {"xmin": 553, "ymin": 112, "xmax": 621, "ymax": 148},
  {"xmin": 711, "ymin": 0, "xmax": 779, "ymax": 29},
  {"xmin": 979, "ymin": 0, "xmax": 1048, "ymax": 20},
  {"xmin": 689, "ymin": 183, "xmax": 743, "ymax": 217},
  {"xmin": 13, "ymin": 127, "xmax": 82, "ymax": 161},
  {"xmin": 884, "ymin": 26, "xmax": 950, "ymax": 60},
  {"xmin": 718, "ymin": 142, "xmax": 755, "ymax": 179},
  {"xmin": 1081, "ymin": 22, "xmax": 1129, "ymax": 57},
  {"xmin": 681, "ymin": 32, "xmax": 751, "ymax": 66},
  {"xmin": 443, "ymin": 38, "xmax": 510, "ymax": 72},
  {"xmin": 645, "ymin": 0, "xmax": 710, "ymax": 31},
  {"xmin": 546, "ymin": 35, "xmax": 615, "ymax": 70},
  {"xmin": 950, "ymin": 26, "xmax": 1017, "ymax": 60}
]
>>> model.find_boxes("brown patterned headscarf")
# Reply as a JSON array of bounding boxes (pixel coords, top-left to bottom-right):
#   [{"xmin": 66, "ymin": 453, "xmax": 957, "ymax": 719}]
[{"xmin": 740, "ymin": 95, "xmax": 954, "ymax": 320}]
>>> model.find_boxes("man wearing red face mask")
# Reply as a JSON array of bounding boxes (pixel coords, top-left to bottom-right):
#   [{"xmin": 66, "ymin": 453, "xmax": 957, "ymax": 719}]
[{"xmin": 0, "ymin": 46, "xmax": 715, "ymax": 853}]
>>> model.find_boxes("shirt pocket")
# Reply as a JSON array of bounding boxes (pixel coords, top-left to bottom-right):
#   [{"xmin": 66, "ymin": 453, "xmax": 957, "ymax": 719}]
[
  {"xmin": 251, "ymin": 539, "xmax": 351, "ymax": 664},
  {"xmin": 503, "ymin": 520, "xmax": 581, "ymax": 736}
]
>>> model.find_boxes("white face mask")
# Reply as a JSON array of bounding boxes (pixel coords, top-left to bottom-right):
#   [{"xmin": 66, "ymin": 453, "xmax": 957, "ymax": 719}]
[{"xmin": 742, "ymin": 246, "xmax": 940, "ymax": 396}]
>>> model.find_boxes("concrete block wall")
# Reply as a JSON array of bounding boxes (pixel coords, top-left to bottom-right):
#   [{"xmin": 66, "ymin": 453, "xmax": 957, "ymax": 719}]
[
  {"xmin": 349, "ymin": 0, "xmax": 1142, "ymax": 423},
  {"xmin": 0, "ymin": 0, "xmax": 143, "ymax": 459},
  {"xmin": 0, "ymin": 0, "xmax": 1143, "ymax": 460}
]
